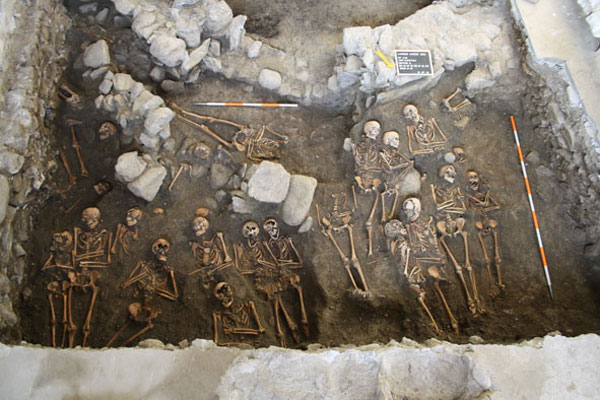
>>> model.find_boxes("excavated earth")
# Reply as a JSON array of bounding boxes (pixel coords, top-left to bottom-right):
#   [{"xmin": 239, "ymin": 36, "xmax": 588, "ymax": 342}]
[{"xmin": 14, "ymin": 0, "xmax": 600, "ymax": 349}]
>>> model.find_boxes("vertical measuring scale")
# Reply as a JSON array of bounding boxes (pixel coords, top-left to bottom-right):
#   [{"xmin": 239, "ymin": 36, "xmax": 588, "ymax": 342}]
[{"xmin": 510, "ymin": 115, "xmax": 554, "ymax": 301}]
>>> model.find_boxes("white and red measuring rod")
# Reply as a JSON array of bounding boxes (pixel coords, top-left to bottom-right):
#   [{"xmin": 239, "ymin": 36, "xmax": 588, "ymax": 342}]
[
  {"xmin": 193, "ymin": 102, "xmax": 298, "ymax": 108},
  {"xmin": 510, "ymin": 115, "xmax": 554, "ymax": 301}
]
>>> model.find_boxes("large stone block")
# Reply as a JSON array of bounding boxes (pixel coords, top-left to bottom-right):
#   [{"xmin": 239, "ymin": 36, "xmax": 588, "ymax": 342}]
[
  {"xmin": 149, "ymin": 34, "xmax": 187, "ymax": 68},
  {"xmin": 115, "ymin": 151, "xmax": 147, "ymax": 183},
  {"xmin": 83, "ymin": 40, "xmax": 111, "ymax": 68},
  {"xmin": 247, "ymin": 161, "xmax": 290, "ymax": 203},
  {"xmin": 281, "ymin": 175, "xmax": 318, "ymax": 226},
  {"xmin": 127, "ymin": 165, "xmax": 167, "ymax": 202}
]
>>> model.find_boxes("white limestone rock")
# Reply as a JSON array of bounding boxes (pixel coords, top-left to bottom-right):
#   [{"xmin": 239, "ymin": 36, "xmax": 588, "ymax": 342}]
[
  {"xmin": 173, "ymin": 8, "xmax": 203, "ymax": 48},
  {"xmin": 150, "ymin": 66, "xmax": 166, "ymax": 82},
  {"xmin": 132, "ymin": 12, "xmax": 160, "ymax": 40},
  {"xmin": 343, "ymin": 26, "xmax": 374, "ymax": 56},
  {"xmin": 83, "ymin": 40, "xmax": 111, "ymax": 68},
  {"xmin": 226, "ymin": 15, "xmax": 247, "ymax": 50},
  {"xmin": 95, "ymin": 8, "xmax": 109, "ymax": 24},
  {"xmin": 127, "ymin": 165, "xmax": 167, "ymax": 201},
  {"xmin": 202, "ymin": 56, "xmax": 222, "ymax": 73},
  {"xmin": 144, "ymin": 107, "xmax": 175, "ymax": 136},
  {"xmin": 139, "ymin": 132, "xmax": 160, "ymax": 150},
  {"xmin": 298, "ymin": 216, "xmax": 313, "ymax": 233},
  {"xmin": 246, "ymin": 39, "xmax": 262, "ymax": 59},
  {"xmin": 258, "ymin": 69, "xmax": 282, "ymax": 90},
  {"xmin": 0, "ymin": 175, "xmax": 9, "ymax": 224},
  {"xmin": 204, "ymin": 0, "xmax": 233, "ymax": 33},
  {"xmin": 113, "ymin": 73, "xmax": 136, "ymax": 92},
  {"xmin": 0, "ymin": 150, "xmax": 25, "ymax": 175},
  {"xmin": 132, "ymin": 90, "xmax": 164, "ymax": 117},
  {"xmin": 149, "ymin": 34, "xmax": 187, "ymax": 68},
  {"xmin": 465, "ymin": 67, "xmax": 495, "ymax": 92},
  {"xmin": 281, "ymin": 175, "xmax": 318, "ymax": 226},
  {"xmin": 181, "ymin": 39, "xmax": 210, "ymax": 74},
  {"xmin": 113, "ymin": 0, "xmax": 139, "ymax": 16},
  {"xmin": 115, "ymin": 151, "xmax": 147, "ymax": 183},
  {"xmin": 397, "ymin": 168, "xmax": 422, "ymax": 198},
  {"xmin": 98, "ymin": 79, "xmax": 113, "ymax": 95},
  {"xmin": 247, "ymin": 161, "xmax": 290, "ymax": 203}
]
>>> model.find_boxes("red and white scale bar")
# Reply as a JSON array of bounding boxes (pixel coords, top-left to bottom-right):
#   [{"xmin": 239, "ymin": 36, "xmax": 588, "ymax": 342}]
[
  {"xmin": 510, "ymin": 115, "xmax": 554, "ymax": 300},
  {"xmin": 193, "ymin": 102, "xmax": 298, "ymax": 108}
]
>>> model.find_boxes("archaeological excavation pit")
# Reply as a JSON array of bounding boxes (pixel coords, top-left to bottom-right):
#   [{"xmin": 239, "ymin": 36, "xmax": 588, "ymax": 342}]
[{"xmin": 0, "ymin": 0, "xmax": 600, "ymax": 397}]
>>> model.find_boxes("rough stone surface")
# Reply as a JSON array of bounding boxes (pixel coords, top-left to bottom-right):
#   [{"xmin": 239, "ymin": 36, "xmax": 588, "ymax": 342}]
[
  {"xmin": 0, "ymin": 176, "xmax": 8, "ymax": 225},
  {"xmin": 258, "ymin": 68, "xmax": 282, "ymax": 90},
  {"xmin": 83, "ymin": 40, "xmax": 111, "ymax": 68},
  {"xmin": 127, "ymin": 165, "xmax": 167, "ymax": 202},
  {"xmin": 281, "ymin": 175, "xmax": 318, "ymax": 226},
  {"xmin": 0, "ymin": 335, "xmax": 597, "ymax": 399},
  {"xmin": 247, "ymin": 161, "xmax": 291, "ymax": 203},
  {"xmin": 298, "ymin": 216, "xmax": 313, "ymax": 233},
  {"xmin": 114, "ymin": 151, "xmax": 147, "ymax": 183},
  {"xmin": 149, "ymin": 34, "xmax": 187, "ymax": 68},
  {"xmin": 144, "ymin": 107, "xmax": 175, "ymax": 136},
  {"xmin": 397, "ymin": 168, "xmax": 422, "ymax": 198},
  {"xmin": 0, "ymin": 150, "xmax": 25, "ymax": 175}
]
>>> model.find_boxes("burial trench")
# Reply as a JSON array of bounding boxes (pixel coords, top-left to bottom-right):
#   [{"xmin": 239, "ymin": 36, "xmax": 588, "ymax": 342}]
[{"xmin": 1, "ymin": 0, "xmax": 599, "ymax": 356}]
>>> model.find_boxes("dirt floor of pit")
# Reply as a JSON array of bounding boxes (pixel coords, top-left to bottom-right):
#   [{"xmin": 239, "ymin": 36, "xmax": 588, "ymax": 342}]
[{"xmin": 13, "ymin": 1, "xmax": 600, "ymax": 349}]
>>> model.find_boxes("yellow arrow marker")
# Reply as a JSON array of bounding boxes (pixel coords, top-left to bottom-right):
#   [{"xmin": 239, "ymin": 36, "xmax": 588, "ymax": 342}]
[{"xmin": 375, "ymin": 50, "xmax": 394, "ymax": 69}]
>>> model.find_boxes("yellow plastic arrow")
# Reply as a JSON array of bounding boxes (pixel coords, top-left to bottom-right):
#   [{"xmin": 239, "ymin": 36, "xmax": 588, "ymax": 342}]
[{"xmin": 375, "ymin": 50, "xmax": 394, "ymax": 69}]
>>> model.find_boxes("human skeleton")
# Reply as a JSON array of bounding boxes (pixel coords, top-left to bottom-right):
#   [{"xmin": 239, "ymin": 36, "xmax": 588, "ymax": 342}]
[
  {"xmin": 387, "ymin": 198, "xmax": 459, "ymax": 335},
  {"xmin": 432, "ymin": 165, "xmax": 484, "ymax": 315},
  {"xmin": 188, "ymin": 209, "xmax": 233, "ymax": 290},
  {"xmin": 42, "ymin": 207, "xmax": 112, "ymax": 347},
  {"xmin": 465, "ymin": 170, "xmax": 504, "ymax": 297},
  {"xmin": 212, "ymin": 281, "xmax": 265, "ymax": 346},
  {"xmin": 234, "ymin": 220, "xmax": 308, "ymax": 347},
  {"xmin": 107, "ymin": 238, "xmax": 179, "ymax": 346},
  {"xmin": 112, "ymin": 207, "xmax": 142, "ymax": 257},
  {"xmin": 403, "ymin": 104, "xmax": 447, "ymax": 155}
]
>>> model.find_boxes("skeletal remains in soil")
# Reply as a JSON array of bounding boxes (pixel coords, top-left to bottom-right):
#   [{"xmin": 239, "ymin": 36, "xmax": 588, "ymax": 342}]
[
  {"xmin": 42, "ymin": 207, "xmax": 112, "ymax": 348},
  {"xmin": 212, "ymin": 281, "xmax": 265, "ymax": 347},
  {"xmin": 387, "ymin": 198, "xmax": 459, "ymax": 335},
  {"xmin": 98, "ymin": 121, "xmax": 117, "ymax": 140},
  {"xmin": 188, "ymin": 208, "xmax": 233, "ymax": 290},
  {"xmin": 112, "ymin": 207, "xmax": 143, "ymax": 257},
  {"xmin": 432, "ymin": 165, "xmax": 485, "ymax": 315},
  {"xmin": 171, "ymin": 102, "xmax": 288, "ymax": 161},
  {"xmin": 403, "ymin": 104, "xmax": 448, "ymax": 155},
  {"xmin": 440, "ymin": 88, "xmax": 475, "ymax": 128},
  {"xmin": 316, "ymin": 193, "xmax": 369, "ymax": 294},
  {"xmin": 234, "ymin": 219, "xmax": 309, "ymax": 347},
  {"xmin": 465, "ymin": 169, "xmax": 504, "ymax": 297},
  {"xmin": 107, "ymin": 238, "xmax": 179, "ymax": 347}
]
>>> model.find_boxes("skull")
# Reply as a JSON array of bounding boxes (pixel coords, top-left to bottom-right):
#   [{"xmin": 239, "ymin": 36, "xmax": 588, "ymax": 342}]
[
  {"xmin": 402, "ymin": 198, "xmax": 422, "ymax": 222},
  {"xmin": 126, "ymin": 207, "xmax": 143, "ymax": 227},
  {"xmin": 152, "ymin": 238, "xmax": 170, "ymax": 262},
  {"xmin": 242, "ymin": 221, "xmax": 260, "ymax": 240},
  {"xmin": 191, "ymin": 142, "xmax": 212, "ymax": 160},
  {"xmin": 98, "ymin": 122, "xmax": 117, "ymax": 140},
  {"xmin": 93, "ymin": 180, "xmax": 112, "ymax": 195},
  {"xmin": 466, "ymin": 170, "xmax": 480, "ymax": 192},
  {"xmin": 363, "ymin": 120, "xmax": 381, "ymax": 140},
  {"xmin": 263, "ymin": 218, "xmax": 279, "ymax": 240},
  {"xmin": 382, "ymin": 131, "xmax": 400, "ymax": 149},
  {"xmin": 403, "ymin": 104, "xmax": 420, "ymax": 125},
  {"xmin": 452, "ymin": 146, "xmax": 466, "ymax": 162},
  {"xmin": 214, "ymin": 281, "xmax": 234, "ymax": 308},
  {"xmin": 439, "ymin": 165, "xmax": 457, "ymax": 184},
  {"xmin": 52, "ymin": 230, "xmax": 73, "ymax": 251},
  {"xmin": 81, "ymin": 207, "xmax": 101, "ymax": 230},
  {"xmin": 192, "ymin": 216, "xmax": 210, "ymax": 237},
  {"xmin": 384, "ymin": 219, "xmax": 406, "ymax": 238}
]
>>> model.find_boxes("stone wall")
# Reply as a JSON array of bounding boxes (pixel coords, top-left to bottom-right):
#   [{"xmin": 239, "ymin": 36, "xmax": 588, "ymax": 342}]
[
  {"xmin": 511, "ymin": 1, "xmax": 600, "ymax": 256},
  {"xmin": 0, "ymin": 334, "xmax": 598, "ymax": 399},
  {"xmin": 0, "ymin": 1, "xmax": 70, "ymax": 330}
]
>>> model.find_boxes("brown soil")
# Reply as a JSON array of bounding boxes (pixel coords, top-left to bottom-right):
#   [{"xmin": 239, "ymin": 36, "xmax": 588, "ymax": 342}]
[{"xmin": 14, "ymin": 0, "xmax": 600, "ymax": 349}]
